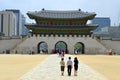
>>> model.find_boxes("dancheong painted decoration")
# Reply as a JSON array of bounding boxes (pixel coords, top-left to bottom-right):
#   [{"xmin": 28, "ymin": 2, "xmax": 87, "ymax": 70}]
[{"xmin": 25, "ymin": 9, "xmax": 98, "ymax": 35}]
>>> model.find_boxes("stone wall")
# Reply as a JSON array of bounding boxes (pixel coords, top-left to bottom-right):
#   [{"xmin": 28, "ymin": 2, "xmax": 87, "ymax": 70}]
[
  {"xmin": 15, "ymin": 34, "xmax": 107, "ymax": 54},
  {"xmin": 0, "ymin": 39, "xmax": 22, "ymax": 53},
  {"xmin": 100, "ymin": 40, "xmax": 120, "ymax": 54}
]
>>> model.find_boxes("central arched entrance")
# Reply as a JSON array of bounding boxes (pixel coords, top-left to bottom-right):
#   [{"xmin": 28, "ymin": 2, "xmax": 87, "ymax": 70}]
[
  {"xmin": 38, "ymin": 41, "xmax": 48, "ymax": 53},
  {"xmin": 74, "ymin": 42, "xmax": 85, "ymax": 54},
  {"xmin": 55, "ymin": 41, "xmax": 68, "ymax": 54}
]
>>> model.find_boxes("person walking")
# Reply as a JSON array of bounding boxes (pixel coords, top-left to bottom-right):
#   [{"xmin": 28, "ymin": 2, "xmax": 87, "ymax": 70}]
[
  {"xmin": 60, "ymin": 58, "xmax": 65, "ymax": 76},
  {"xmin": 74, "ymin": 57, "xmax": 79, "ymax": 76},
  {"xmin": 67, "ymin": 57, "xmax": 72, "ymax": 76}
]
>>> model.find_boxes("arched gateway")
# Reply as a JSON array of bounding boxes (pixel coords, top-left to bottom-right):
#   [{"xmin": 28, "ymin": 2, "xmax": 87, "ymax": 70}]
[
  {"xmin": 74, "ymin": 42, "xmax": 85, "ymax": 54},
  {"xmin": 24, "ymin": 9, "xmax": 100, "ymax": 54},
  {"xmin": 55, "ymin": 41, "xmax": 68, "ymax": 54},
  {"xmin": 38, "ymin": 41, "xmax": 48, "ymax": 53}
]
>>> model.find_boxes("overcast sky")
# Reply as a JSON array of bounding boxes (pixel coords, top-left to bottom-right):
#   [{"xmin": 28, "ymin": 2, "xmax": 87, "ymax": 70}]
[{"xmin": 0, "ymin": 0, "xmax": 120, "ymax": 26}]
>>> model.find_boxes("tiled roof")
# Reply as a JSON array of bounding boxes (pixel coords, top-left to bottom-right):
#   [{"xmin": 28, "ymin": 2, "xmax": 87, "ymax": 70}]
[{"xmin": 27, "ymin": 10, "xmax": 96, "ymax": 19}]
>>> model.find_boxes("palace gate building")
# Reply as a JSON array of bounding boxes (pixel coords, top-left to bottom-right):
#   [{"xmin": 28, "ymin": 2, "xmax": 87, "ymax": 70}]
[{"xmin": 16, "ymin": 9, "xmax": 107, "ymax": 54}]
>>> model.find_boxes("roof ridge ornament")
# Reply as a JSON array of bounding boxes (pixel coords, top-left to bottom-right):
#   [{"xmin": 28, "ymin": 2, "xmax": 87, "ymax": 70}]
[
  {"xmin": 42, "ymin": 8, "xmax": 45, "ymax": 11},
  {"xmin": 27, "ymin": 9, "xmax": 96, "ymax": 19},
  {"xmin": 78, "ymin": 9, "xmax": 81, "ymax": 11}
]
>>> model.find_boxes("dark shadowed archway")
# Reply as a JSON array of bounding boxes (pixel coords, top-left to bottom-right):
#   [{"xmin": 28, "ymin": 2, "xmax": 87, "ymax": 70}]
[
  {"xmin": 37, "ymin": 41, "xmax": 48, "ymax": 53},
  {"xmin": 74, "ymin": 42, "xmax": 85, "ymax": 54},
  {"xmin": 55, "ymin": 41, "xmax": 68, "ymax": 54}
]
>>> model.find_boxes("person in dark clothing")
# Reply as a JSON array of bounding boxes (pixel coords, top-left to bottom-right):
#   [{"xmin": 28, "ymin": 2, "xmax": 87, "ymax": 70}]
[
  {"xmin": 74, "ymin": 57, "xmax": 79, "ymax": 76},
  {"xmin": 67, "ymin": 57, "xmax": 72, "ymax": 76}
]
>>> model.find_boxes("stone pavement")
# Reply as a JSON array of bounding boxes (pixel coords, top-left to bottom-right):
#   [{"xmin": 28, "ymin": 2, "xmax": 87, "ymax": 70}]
[{"xmin": 19, "ymin": 54, "xmax": 108, "ymax": 80}]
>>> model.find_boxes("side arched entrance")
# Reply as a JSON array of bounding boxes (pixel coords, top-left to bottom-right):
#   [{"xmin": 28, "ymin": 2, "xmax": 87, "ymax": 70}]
[
  {"xmin": 54, "ymin": 41, "xmax": 68, "ymax": 54},
  {"xmin": 37, "ymin": 41, "xmax": 48, "ymax": 53},
  {"xmin": 74, "ymin": 42, "xmax": 85, "ymax": 54}
]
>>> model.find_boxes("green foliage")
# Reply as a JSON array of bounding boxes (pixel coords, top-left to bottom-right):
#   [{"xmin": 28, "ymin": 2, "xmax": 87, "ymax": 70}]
[
  {"xmin": 56, "ymin": 42, "xmax": 66, "ymax": 50},
  {"xmin": 74, "ymin": 43, "xmax": 82, "ymax": 49}
]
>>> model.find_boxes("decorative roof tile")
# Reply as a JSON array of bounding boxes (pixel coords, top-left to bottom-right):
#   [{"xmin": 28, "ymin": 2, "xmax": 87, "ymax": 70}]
[{"xmin": 27, "ymin": 10, "xmax": 96, "ymax": 19}]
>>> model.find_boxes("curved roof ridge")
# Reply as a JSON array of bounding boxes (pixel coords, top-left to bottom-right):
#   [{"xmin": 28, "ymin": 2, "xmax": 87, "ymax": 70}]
[
  {"xmin": 27, "ymin": 9, "xmax": 96, "ymax": 19},
  {"xmin": 41, "ymin": 9, "xmax": 82, "ymax": 12},
  {"xmin": 30, "ymin": 9, "xmax": 95, "ymax": 14}
]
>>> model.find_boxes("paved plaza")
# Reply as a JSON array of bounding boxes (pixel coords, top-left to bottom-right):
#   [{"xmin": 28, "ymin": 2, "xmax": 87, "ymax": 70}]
[{"xmin": 19, "ymin": 54, "xmax": 108, "ymax": 80}]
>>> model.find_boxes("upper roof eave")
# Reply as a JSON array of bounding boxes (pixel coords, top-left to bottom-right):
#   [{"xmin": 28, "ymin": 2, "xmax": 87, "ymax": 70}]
[{"xmin": 27, "ymin": 10, "xmax": 96, "ymax": 20}]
